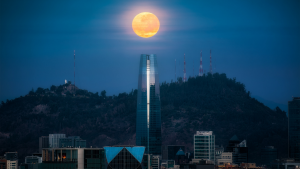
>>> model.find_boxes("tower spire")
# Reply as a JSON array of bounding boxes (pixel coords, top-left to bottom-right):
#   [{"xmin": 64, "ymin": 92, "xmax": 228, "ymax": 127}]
[
  {"xmin": 183, "ymin": 54, "xmax": 186, "ymax": 82},
  {"xmin": 210, "ymin": 50, "xmax": 212, "ymax": 74},
  {"xmin": 199, "ymin": 50, "xmax": 203, "ymax": 76}
]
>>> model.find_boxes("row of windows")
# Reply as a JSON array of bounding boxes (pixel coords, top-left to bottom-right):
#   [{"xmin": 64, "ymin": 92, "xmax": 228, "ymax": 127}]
[{"xmin": 195, "ymin": 148, "xmax": 215, "ymax": 150}]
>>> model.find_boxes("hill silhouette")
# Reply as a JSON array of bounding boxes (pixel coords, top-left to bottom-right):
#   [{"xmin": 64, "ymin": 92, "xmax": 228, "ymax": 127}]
[{"xmin": 0, "ymin": 73, "xmax": 288, "ymax": 163}]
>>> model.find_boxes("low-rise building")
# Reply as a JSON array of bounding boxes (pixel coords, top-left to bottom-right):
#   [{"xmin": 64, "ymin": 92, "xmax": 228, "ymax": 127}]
[
  {"xmin": 7, "ymin": 160, "xmax": 18, "ymax": 169},
  {"xmin": 216, "ymin": 163, "xmax": 240, "ymax": 169},
  {"xmin": 25, "ymin": 156, "xmax": 42, "ymax": 164},
  {"xmin": 42, "ymin": 147, "xmax": 106, "ymax": 169},
  {"xmin": 0, "ymin": 157, "xmax": 7, "ymax": 169},
  {"xmin": 271, "ymin": 158, "xmax": 300, "ymax": 169},
  {"xmin": 179, "ymin": 159, "xmax": 214, "ymax": 169},
  {"xmin": 152, "ymin": 155, "xmax": 160, "ymax": 169},
  {"xmin": 217, "ymin": 152, "xmax": 233, "ymax": 165},
  {"xmin": 161, "ymin": 160, "xmax": 175, "ymax": 169},
  {"xmin": 4, "ymin": 152, "xmax": 18, "ymax": 169}
]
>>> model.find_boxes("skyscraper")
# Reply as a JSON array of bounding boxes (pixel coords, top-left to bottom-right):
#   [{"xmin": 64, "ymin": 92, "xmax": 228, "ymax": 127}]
[
  {"xmin": 136, "ymin": 54, "xmax": 161, "ymax": 155},
  {"xmin": 288, "ymin": 97, "xmax": 300, "ymax": 161}
]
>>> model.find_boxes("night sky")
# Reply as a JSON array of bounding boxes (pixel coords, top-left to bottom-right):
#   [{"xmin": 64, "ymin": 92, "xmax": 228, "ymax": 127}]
[{"xmin": 1, "ymin": 0, "xmax": 299, "ymax": 112}]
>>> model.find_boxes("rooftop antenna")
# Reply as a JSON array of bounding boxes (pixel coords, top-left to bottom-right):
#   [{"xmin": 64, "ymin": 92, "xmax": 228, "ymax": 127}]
[
  {"xmin": 74, "ymin": 50, "xmax": 76, "ymax": 93},
  {"xmin": 210, "ymin": 50, "xmax": 212, "ymax": 74},
  {"xmin": 199, "ymin": 51, "xmax": 203, "ymax": 76},
  {"xmin": 175, "ymin": 59, "xmax": 176, "ymax": 81},
  {"xmin": 183, "ymin": 54, "xmax": 186, "ymax": 82}
]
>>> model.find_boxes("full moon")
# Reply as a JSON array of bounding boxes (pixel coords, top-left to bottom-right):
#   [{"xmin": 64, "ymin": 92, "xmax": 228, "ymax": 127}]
[{"xmin": 132, "ymin": 12, "xmax": 160, "ymax": 38}]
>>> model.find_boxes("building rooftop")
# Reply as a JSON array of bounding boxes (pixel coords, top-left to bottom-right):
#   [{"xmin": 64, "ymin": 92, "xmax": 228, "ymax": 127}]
[
  {"xmin": 230, "ymin": 135, "xmax": 239, "ymax": 141},
  {"xmin": 176, "ymin": 148, "xmax": 185, "ymax": 156},
  {"xmin": 104, "ymin": 146, "xmax": 145, "ymax": 164},
  {"xmin": 195, "ymin": 131, "xmax": 213, "ymax": 136}
]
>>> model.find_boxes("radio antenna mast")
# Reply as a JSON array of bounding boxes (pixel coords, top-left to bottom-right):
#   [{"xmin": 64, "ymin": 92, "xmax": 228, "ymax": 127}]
[{"xmin": 74, "ymin": 50, "xmax": 76, "ymax": 92}]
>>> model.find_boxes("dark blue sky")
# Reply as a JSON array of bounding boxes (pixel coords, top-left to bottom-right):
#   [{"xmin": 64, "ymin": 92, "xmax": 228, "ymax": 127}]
[{"xmin": 1, "ymin": 0, "xmax": 299, "ymax": 111}]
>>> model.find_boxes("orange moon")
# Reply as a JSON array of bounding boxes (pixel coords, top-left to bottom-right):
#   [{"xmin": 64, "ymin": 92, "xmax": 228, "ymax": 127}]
[{"xmin": 132, "ymin": 12, "xmax": 160, "ymax": 38}]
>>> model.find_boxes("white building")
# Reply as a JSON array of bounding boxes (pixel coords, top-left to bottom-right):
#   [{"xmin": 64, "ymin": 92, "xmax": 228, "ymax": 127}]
[
  {"xmin": 194, "ymin": 131, "xmax": 215, "ymax": 163},
  {"xmin": 25, "ymin": 156, "xmax": 42, "ymax": 164},
  {"xmin": 7, "ymin": 160, "xmax": 18, "ymax": 169},
  {"xmin": 217, "ymin": 152, "xmax": 233, "ymax": 165},
  {"xmin": 152, "ymin": 155, "xmax": 160, "ymax": 169}
]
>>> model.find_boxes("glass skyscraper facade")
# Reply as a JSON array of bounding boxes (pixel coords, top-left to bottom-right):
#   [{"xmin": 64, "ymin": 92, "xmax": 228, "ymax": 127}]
[
  {"xmin": 136, "ymin": 54, "xmax": 161, "ymax": 155},
  {"xmin": 288, "ymin": 97, "xmax": 300, "ymax": 161},
  {"xmin": 49, "ymin": 134, "xmax": 66, "ymax": 148}
]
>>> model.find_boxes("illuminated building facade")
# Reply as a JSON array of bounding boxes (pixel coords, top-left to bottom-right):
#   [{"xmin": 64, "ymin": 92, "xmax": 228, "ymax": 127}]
[
  {"xmin": 41, "ymin": 148, "xmax": 106, "ymax": 169},
  {"xmin": 136, "ymin": 54, "xmax": 161, "ymax": 155}
]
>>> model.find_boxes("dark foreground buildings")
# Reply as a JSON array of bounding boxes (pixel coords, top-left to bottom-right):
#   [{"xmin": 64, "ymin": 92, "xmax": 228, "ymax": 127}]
[
  {"xmin": 288, "ymin": 97, "xmax": 300, "ymax": 161},
  {"xmin": 162, "ymin": 145, "xmax": 185, "ymax": 160},
  {"xmin": 136, "ymin": 54, "xmax": 162, "ymax": 155},
  {"xmin": 260, "ymin": 146, "xmax": 278, "ymax": 168},
  {"xmin": 226, "ymin": 135, "xmax": 248, "ymax": 165},
  {"xmin": 40, "ymin": 147, "xmax": 106, "ymax": 169}
]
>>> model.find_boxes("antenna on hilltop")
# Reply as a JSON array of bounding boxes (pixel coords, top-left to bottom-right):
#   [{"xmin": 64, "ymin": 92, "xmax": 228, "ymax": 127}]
[
  {"xmin": 183, "ymin": 54, "xmax": 186, "ymax": 82},
  {"xmin": 210, "ymin": 50, "xmax": 212, "ymax": 74},
  {"xmin": 74, "ymin": 50, "xmax": 76, "ymax": 93},
  {"xmin": 193, "ymin": 61, "xmax": 194, "ymax": 77},
  {"xmin": 175, "ymin": 59, "xmax": 176, "ymax": 81},
  {"xmin": 199, "ymin": 50, "xmax": 203, "ymax": 76}
]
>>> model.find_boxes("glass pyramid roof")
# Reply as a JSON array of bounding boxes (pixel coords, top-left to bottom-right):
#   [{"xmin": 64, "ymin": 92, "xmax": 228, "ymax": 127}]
[
  {"xmin": 104, "ymin": 147, "xmax": 123, "ymax": 163},
  {"xmin": 176, "ymin": 148, "xmax": 185, "ymax": 156},
  {"xmin": 125, "ymin": 147, "xmax": 145, "ymax": 163}
]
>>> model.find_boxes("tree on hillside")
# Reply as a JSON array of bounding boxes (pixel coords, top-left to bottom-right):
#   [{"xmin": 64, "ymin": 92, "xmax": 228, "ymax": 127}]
[
  {"xmin": 50, "ymin": 85, "xmax": 56, "ymax": 91},
  {"xmin": 36, "ymin": 87, "xmax": 44, "ymax": 94},
  {"xmin": 28, "ymin": 88, "xmax": 35, "ymax": 95},
  {"xmin": 101, "ymin": 90, "xmax": 106, "ymax": 98}
]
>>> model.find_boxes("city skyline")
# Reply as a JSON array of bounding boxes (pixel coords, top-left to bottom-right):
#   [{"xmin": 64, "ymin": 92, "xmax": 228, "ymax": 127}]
[{"xmin": 0, "ymin": 0, "xmax": 299, "ymax": 167}]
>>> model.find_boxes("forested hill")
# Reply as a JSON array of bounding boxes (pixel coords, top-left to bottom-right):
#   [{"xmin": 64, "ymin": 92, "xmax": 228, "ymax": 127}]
[{"xmin": 0, "ymin": 73, "xmax": 287, "ymax": 163}]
